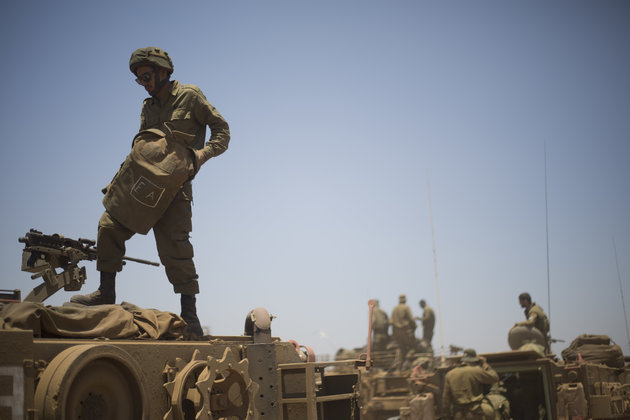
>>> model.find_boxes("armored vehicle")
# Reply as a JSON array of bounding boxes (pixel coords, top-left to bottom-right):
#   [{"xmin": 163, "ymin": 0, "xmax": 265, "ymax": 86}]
[
  {"xmin": 0, "ymin": 231, "xmax": 363, "ymax": 419},
  {"xmin": 401, "ymin": 347, "xmax": 630, "ymax": 420},
  {"xmin": 346, "ymin": 301, "xmax": 630, "ymax": 419}
]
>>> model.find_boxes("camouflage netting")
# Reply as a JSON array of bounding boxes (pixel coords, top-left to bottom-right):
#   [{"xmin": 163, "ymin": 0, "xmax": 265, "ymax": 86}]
[{"xmin": 0, "ymin": 301, "xmax": 186, "ymax": 339}]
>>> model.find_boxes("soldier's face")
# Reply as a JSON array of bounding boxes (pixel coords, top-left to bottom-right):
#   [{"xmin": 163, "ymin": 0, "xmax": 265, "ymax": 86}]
[
  {"xmin": 135, "ymin": 65, "xmax": 156, "ymax": 93},
  {"xmin": 135, "ymin": 65, "xmax": 168, "ymax": 96}
]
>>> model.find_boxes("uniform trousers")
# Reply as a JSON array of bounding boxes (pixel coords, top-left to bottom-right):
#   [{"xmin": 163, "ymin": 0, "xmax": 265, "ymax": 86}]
[{"xmin": 96, "ymin": 183, "xmax": 199, "ymax": 295}]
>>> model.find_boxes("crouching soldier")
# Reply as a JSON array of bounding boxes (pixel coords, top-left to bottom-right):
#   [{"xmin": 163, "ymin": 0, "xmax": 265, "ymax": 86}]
[{"xmin": 442, "ymin": 349, "xmax": 499, "ymax": 420}]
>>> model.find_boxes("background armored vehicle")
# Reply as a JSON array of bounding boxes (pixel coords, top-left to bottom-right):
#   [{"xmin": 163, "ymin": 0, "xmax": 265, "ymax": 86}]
[
  {"xmin": 0, "ymin": 232, "xmax": 363, "ymax": 419},
  {"xmin": 338, "ymin": 302, "xmax": 630, "ymax": 420},
  {"xmin": 352, "ymin": 344, "xmax": 630, "ymax": 419},
  {"xmin": 408, "ymin": 347, "xmax": 629, "ymax": 420}
]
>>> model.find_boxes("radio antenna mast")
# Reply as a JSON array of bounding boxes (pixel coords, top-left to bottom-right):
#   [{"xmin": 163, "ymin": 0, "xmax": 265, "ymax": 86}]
[
  {"xmin": 426, "ymin": 167, "xmax": 445, "ymax": 363},
  {"xmin": 544, "ymin": 143, "xmax": 551, "ymax": 326}
]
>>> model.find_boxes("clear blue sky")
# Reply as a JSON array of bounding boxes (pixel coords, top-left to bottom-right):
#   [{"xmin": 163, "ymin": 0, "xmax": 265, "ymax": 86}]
[{"xmin": 1, "ymin": 1, "xmax": 628, "ymax": 359}]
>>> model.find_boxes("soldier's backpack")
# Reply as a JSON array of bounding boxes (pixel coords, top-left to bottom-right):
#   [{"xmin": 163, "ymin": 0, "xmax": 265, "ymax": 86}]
[{"xmin": 102, "ymin": 123, "xmax": 198, "ymax": 234}]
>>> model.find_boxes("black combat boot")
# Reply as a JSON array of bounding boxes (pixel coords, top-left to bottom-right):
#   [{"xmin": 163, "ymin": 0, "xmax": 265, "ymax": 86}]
[
  {"xmin": 70, "ymin": 272, "xmax": 116, "ymax": 305},
  {"xmin": 180, "ymin": 294, "xmax": 204, "ymax": 338}
]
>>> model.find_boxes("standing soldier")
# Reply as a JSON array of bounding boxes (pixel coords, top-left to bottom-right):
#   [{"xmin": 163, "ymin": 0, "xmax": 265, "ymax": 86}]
[
  {"xmin": 442, "ymin": 348, "xmax": 499, "ymax": 420},
  {"xmin": 371, "ymin": 299, "xmax": 390, "ymax": 351},
  {"xmin": 71, "ymin": 47, "xmax": 230, "ymax": 338},
  {"xmin": 515, "ymin": 292, "xmax": 550, "ymax": 353},
  {"xmin": 391, "ymin": 294, "xmax": 416, "ymax": 366},
  {"xmin": 416, "ymin": 299, "xmax": 435, "ymax": 347}
]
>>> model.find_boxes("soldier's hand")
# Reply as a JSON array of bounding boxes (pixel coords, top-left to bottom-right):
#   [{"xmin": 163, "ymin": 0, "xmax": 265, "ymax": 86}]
[{"xmin": 195, "ymin": 150, "xmax": 208, "ymax": 167}]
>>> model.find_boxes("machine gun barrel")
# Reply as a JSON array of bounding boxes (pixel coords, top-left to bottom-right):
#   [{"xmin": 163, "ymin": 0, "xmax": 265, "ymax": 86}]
[{"xmin": 123, "ymin": 255, "xmax": 160, "ymax": 267}]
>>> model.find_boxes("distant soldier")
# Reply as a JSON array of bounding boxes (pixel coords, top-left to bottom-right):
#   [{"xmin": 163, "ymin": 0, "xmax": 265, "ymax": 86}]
[
  {"xmin": 442, "ymin": 348, "xmax": 499, "ymax": 420},
  {"xmin": 371, "ymin": 300, "xmax": 390, "ymax": 351},
  {"xmin": 416, "ymin": 299, "xmax": 435, "ymax": 346},
  {"xmin": 391, "ymin": 294, "xmax": 416, "ymax": 364},
  {"xmin": 515, "ymin": 292, "xmax": 550, "ymax": 353}
]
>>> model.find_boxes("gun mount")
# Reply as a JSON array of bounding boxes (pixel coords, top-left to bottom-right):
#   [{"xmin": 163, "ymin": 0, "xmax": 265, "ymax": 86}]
[{"xmin": 19, "ymin": 228, "xmax": 159, "ymax": 303}]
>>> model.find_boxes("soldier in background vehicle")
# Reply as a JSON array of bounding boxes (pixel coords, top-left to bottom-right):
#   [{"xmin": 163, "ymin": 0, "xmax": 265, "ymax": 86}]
[
  {"xmin": 442, "ymin": 348, "xmax": 499, "ymax": 420},
  {"xmin": 515, "ymin": 292, "xmax": 550, "ymax": 353},
  {"xmin": 486, "ymin": 382, "xmax": 512, "ymax": 420},
  {"xmin": 416, "ymin": 299, "xmax": 435, "ymax": 348},
  {"xmin": 71, "ymin": 47, "xmax": 230, "ymax": 338},
  {"xmin": 371, "ymin": 299, "xmax": 390, "ymax": 351},
  {"xmin": 391, "ymin": 294, "xmax": 416, "ymax": 368}
]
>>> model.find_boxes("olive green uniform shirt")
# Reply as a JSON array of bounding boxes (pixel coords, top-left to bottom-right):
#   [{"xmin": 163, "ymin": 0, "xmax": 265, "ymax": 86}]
[
  {"xmin": 391, "ymin": 303, "xmax": 415, "ymax": 330},
  {"xmin": 523, "ymin": 302, "xmax": 549, "ymax": 336},
  {"xmin": 522, "ymin": 302, "xmax": 550, "ymax": 352},
  {"xmin": 442, "ymin": 363, "xmax": 499, "ymax": 410},
  {"xmin": 421, "ymin": 305, "xmax": 435, "ymax": 339},
  {"xmin": 372, "ymin": 306, "xmax": 390, "ymax": 351},
  {"xmin": 391, "ymin": 302, "xmax": 416, "ymax": 359},
  {"xmin": 140, "ymin": 80, "xmax": 230, "ymax": 162},
  {"xmin": 372, "ymin": 307, "xmax": 389, "ymax": 334},
  {"xmin": 421, "ymin": 305, "xmax": 435, "ymax": 328}
]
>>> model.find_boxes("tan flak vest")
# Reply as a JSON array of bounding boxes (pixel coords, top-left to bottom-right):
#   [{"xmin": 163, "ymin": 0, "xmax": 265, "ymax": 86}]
[{"xmin": 102, "ymin": 123, "xmax": 198, "ymax": 234}]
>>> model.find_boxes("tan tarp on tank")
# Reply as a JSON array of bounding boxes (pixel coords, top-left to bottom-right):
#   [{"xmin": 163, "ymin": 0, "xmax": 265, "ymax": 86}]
[
  {"xmin": 0, "ymin": 301, "xmax": 186, "ymax": 339},
  {"xmin": 103, "ymin": 123, "xmax": 198, "ymax": 234},
  {"xmin": 561, "ymin": 334, "xmax": 625, "ymax": 368}
]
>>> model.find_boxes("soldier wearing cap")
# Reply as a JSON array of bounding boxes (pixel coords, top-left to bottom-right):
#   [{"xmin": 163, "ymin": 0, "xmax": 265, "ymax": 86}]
[
  {"xmin": 442, "ymin": 348, "xmax": 499, "ymax": 419},
  {"xmin": 515, "ymin": 292, "xmax": 550, "ymax": 353},
  {"xmin": 71, "ymin": 47, "xmax": 230, "ymax": 338},
  {"xmin": 391, "ymin": 294, "xmax": 416, "ymax": 366}
]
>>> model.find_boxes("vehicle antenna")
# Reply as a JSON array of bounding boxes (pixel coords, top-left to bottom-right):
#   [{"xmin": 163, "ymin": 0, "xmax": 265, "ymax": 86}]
[
  {"xmin": 426, "ymin": 167, "xmax": 446, "ymax": 363},
  {"xmin": 544, "ymin": 143, "xmax": 551, "ymax": 329},
  {"xmin": 613, "ymin": 237, "xmax": 630, "ymax": 353}
]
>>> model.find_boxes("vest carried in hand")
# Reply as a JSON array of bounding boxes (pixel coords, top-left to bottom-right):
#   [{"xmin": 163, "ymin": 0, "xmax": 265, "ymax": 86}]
[{"xmin": 103, "ymin": 124, "xmax": 198, "ymax": 234}]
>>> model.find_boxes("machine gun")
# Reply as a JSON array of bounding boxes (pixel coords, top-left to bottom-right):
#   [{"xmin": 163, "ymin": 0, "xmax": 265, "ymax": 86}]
[
  {"xmin": 19, "ymin": 228, "xmax": 159, "ymax": 303},
  {"xmin": 449, "ymin": 344, "xmax": 464, "ymax": 355}
]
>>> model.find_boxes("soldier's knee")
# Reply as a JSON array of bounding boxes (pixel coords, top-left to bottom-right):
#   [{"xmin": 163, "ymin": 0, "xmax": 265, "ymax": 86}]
[
  {"xmin": 156, "ymin": 232, "xmax": 194, "ymax": 259},
  {"xmin": 98, "ymin": 211, "xmax": 115, "ymax": 228}
]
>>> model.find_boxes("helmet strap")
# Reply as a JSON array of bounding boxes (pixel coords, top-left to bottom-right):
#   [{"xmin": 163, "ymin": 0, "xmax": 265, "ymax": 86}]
[{"xmin": 150, "ymin": 66, "xmax": 170, "ymax": 97}]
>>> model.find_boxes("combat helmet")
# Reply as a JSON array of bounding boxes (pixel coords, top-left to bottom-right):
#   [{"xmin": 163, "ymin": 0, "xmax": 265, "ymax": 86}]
[{"xmin": 129, "ymin": 47, "xmax": 174, "ymax": 75}]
